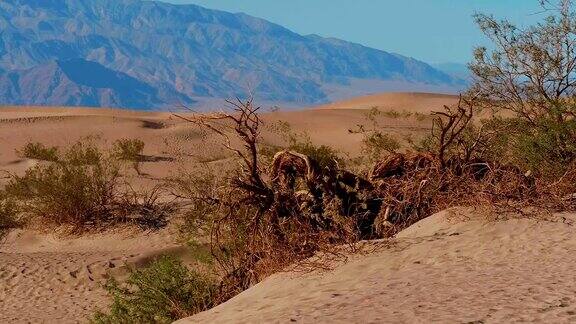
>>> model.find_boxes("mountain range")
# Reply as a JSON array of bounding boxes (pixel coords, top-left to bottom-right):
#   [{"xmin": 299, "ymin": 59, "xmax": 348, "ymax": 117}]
[{"xmin": 0, "ymin": 0, "xmax": 467, "ymax": 110}]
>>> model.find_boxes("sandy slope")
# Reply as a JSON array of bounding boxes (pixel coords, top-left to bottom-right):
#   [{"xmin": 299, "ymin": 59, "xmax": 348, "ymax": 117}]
[
  {"xmin": 0, "ymin": 95, "xmax": 441, "ymax": 182},
  {"xmin": 180, "ymin": 208, "xmax": 576, "ymax": 323},
  {"xmin": 0, "ymin": 225, "xmax": 189, "ymax": 323},
  {"xmin": 313, "ymin": 92, "xmax": 459, "ymax": 113}
]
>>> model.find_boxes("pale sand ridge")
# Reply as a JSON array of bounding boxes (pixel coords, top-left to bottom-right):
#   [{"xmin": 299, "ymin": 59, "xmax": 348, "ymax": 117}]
[{"xmin": 179, "ymin": 208, "xmax": 576, "ymax": 323}]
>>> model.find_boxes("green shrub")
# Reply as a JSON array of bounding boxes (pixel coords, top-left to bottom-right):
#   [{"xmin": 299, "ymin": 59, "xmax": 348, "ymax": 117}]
[
  {"xmin": 349, "ymin": 107, "xmax": 402, "ymax": 163},
  {"xmin": 0, "ymin": 191, "xmax": 19, "ymax": 238},
  {"xmin": 63, "ymin": 140, "xmax": 103, "ymax": 166},
  {"xmin": 169, "ymin": 169, "xmax": 220, "ymax": 240},
  {"xmin": 516, "ymin": 119, "xmax": 576, "ymax": 176},
  {"xmin": 113, "ymin": 138, "xmax": 145, "ymax": 174},
  {"xmin": 17, "ymin": 142, "xmax": 59, "ymax": 162},
  {"xmin": 482, "ymin": 116, "xmax": 576, "ymax": 177},
  {"xmin": 113, "ymin": 138, "xmax": 145, "ymax": 162},
  {"xmin": 413, "ymin": 112, "xmax": 428, "ymax": 122},
  {"xmin": 92, "ymin": 256, "xmax": 216, "ymax": 324},
  {"xmin": 289, "ymin": 141, "xmax": 342, "ymax": 170},
  {"xmin": 5, "ymin": 141, "xmax": 120, "ymax": 228},
  {"xmin": 266, "ymin": 120, "xmax": 343, "ymax": 169},
  {"xmin": 470, "ymin": 1, "xmax": 576, "ymax": 177},
  {"xmin": 5, "ymin": 140, "xmax": 172, "ymax": 231},
  {"xmin": 380, "ymin": 108, "xmax": 412, "ymax": 119},
  {"xmin": 362, "ymin": 132, "xmax": 401, "ymax": 162}
]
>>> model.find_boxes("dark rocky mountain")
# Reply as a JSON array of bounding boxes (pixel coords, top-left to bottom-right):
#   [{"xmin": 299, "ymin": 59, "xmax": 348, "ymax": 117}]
[{"xmin": 0, "ymin": 0, "xmax": 466, "ymax": 110}]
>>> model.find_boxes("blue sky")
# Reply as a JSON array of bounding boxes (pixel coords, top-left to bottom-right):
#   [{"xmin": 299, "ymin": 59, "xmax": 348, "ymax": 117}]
[{"xmin": 163, "ymin": 0, "xmax": 546, "ymax": 64}]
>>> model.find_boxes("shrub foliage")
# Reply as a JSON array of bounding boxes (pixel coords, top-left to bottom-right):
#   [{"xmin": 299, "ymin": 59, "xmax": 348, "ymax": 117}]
[
  {"xmin": 3, "ymin": 140, "xmax": 167, "ymax": 231},
  {"xmin": 6, "ymin": 141, "xmax": 120, "ymax": 228},
  {"xmin": 17, "ymin": 142, "xmax": 59, "ymax": 162},
  {"xmin": 470, "ymin": 0, "xmax": 576, "ymax": 176},
  {"xmin": 92, "ymin": 256, "xmax": 216, "ymax": 324},
  {"xmin": 113, "ymin": 138, "xmax": 145, "ymax": 174}
]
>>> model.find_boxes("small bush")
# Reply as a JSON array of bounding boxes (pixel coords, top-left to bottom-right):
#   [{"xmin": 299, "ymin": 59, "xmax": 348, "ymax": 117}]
[
  {"xmin": 381, "ymin": 109, "xmax": 412, "ymax": 119},
  {"xmin": 362, "ymin": 132, "xmax": 401, "ymax": 162},
  {"xmin": 349, "ymin": 107, "xmax": 402, "ymax": 163},
  {"xmin": 413, "ymin": 112, "xmax": 428, "ymax": 122},
  {"xmin": 169, "ymin": 168, "xmax": 220, "ymax": 240},
  {"xmin": 265, "ymin": 120, "xmax": 343, "ymax": 169},
  {"xmin": 0, "ymin": 191, "xmax": 19, "ymax": 239},
  {"xmin": 113, "ymin": 138, "xmax": 145, "ymax": 162},
  {"xmin": 6, "ymin": 141, "xmax": 120, "ymax": 229},
  {"xmin": 5, "ymin": 140, "xmax": 172, "ymax": 231},
  {"xmin": 116, "ymin": 185, "xmax": 172, "ymax": 230},
  {"xmin": 64, "ymin": 140, "xmax": 104, "ymax": 166},
  {"xmin": 92, "ymin": 256, "xmax": 217, "ymax": 324},
  {"xmin": 17, "ymin": 142, "xmax": 59, "ymax": 162},
  {"xmin": 482, "ymin": 116, "xmax": 576, "ymax": 178},
  {"xmin": 289, "ymin": 141, "xmax": 342, "ymax": 170},
  {"xmin": 113, "ymin": 138, "xmax": 145, "ymax": 175}
]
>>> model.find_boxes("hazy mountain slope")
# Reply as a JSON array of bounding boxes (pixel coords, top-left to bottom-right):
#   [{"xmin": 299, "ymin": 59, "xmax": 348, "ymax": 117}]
[
  {"xmin": 0, "ymin": 59, "xmax": 187, "ymax": 108},
  {"xmin": 433, "ymin": 63, "xmax": 472, "ymax": 81},
  {"xmin": 0, "ymin": 0, "xmax": 466, "ymax": 109}
]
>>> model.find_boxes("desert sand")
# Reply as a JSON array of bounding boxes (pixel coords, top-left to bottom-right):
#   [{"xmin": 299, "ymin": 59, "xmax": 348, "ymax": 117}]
[
  {"xmin": 0, "ymin": 225, "xmax": 187, "ymax": 323},
  {"xmin": 0, "ymin": 93, "xmax": 500, "ymax": 323},
  {"xmin": 180, "ymin": 208, "xmax": 576, "ymax": 323},
  {"xmin": 0, "ymin": 93, "xmax": 443, "ymax": 182},
  {"xmin": 314, "ymin": 92, "xmax": 459, "ymax": 113}
]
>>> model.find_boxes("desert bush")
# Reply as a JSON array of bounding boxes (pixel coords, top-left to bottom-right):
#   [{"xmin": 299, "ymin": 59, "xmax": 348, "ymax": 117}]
[
  {"xmin": 470, "ymin": 0, "xmax": 576, "ymax": 176},
  {"xmin": 369, "ymin": 150, "xmax": 538, "ymax": 236},
  {"xmin": 382, "ymin": 109, "xmax": 412, "ymax": 119},
  {"xmin": 0, "ymin": 190, "xmax": 19, "ymax": 239},
  {"xmin": 288, "ymin": 140, "xmax": 342, "ymax": 170},
  {"xmin": 5, "ymin": 140, "xmax": 169, "ymax": 231},
  {"xmin": 350, "ymin": 106, "xmax": 402, "ymax": 162},
  {"xmin": 115, "ymin": 184, "xmax": 172, "ymax": 230},
  {"xmin": 113, "ymin": 138, "xmax": 145, "ymax": 174},
  {"xmin": 113, "ymin": 138, "xmax": 144, "ymax": 161},
  {"xmin": 413, "ymin": 112, "xmax": 428, "ymax": 121},
  {"xmin": 366, "ymin": 92, "xmax": 576, "ymax": 237},
  {"xmin": 17, "ymin": 142, "xmax": 59, "ymax": 162},
  {"xmin": 362, "ymin": 132, "xmax": 401, "ymax": 162},
  {"xmin": 6, "ymin": 143, "xmax": 120, "ymax": 228},
  {"xmin": 167, "ymin": 167, "xmax": 221, "ymax": 241},
  {"xmin": 264, "ymin": 120, "xmax": 343, "ymax": 170},
  {"xmin": 92, "ymin": 256, "xmax": 217, "ymax": 324},
  {"xmin": 63, "ymin": 140, "xmax": 104, "ymax": 165},
  {"xmin": 477, "ymin": 116, "xmax": 576, "ymax": 177}
]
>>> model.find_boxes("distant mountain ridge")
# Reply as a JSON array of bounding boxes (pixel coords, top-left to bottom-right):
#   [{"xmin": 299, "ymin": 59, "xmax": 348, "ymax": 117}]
[
  {"xmin": 433, "ymin": 63, "xmax": 472, "ymax": 82},
  {"xmin": 0, "ymin": 0, "xmax": 466, "ymax": 110}
]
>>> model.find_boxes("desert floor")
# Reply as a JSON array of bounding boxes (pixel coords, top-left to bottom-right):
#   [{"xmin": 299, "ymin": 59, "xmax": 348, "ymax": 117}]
[
  {"xmin": 180, "ymin": 208, "xmax": 576, "ymax": 324},
  {"xmin": 7, "ymin": 92, "xmax": 555, "ymax": 323}
]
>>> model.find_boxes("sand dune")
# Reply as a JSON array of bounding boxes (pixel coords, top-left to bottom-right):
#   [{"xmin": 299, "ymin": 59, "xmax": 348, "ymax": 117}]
[
  {"xmin": 0, "ymin": 98, "xmax": 435, "ymax": 182},
  {"xmin": 313, "ymin": 92, "xmax": 459, "ymax": 113},
  {"xmin": 180, "ymin": 208, "xmax": 576, "ymax": 323},
  {"xmin": 0, "ymin": 225, "xmax": 186, "ymax": 323}
]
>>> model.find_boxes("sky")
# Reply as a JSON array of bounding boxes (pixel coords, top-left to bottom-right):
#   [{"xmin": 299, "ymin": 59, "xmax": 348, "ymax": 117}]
[{"xmin": 162, "ymin": 0, "xmax": 547, "ymax": 65}]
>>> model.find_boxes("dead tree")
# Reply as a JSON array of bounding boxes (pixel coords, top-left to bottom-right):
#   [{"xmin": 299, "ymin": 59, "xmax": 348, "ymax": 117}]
[
  {"xmin": 431, "ymin": 96, "xmax": 475, "ymax": 169},
  {"xmin": 175, "ymin": 97, "xmax": 274, "ymax": 212},
  {"xmin": 174, "ymin": 98, "xmax": 278, "ymax": 285}
]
